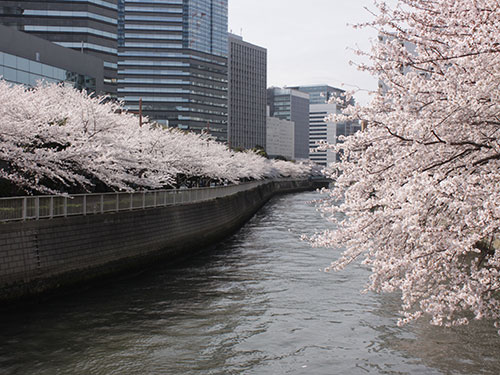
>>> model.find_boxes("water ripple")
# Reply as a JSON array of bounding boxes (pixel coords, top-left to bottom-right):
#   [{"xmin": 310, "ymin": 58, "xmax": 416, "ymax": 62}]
[{"xmin": 0, "ymin": 191, "xmax": 499, "ymax": 374}]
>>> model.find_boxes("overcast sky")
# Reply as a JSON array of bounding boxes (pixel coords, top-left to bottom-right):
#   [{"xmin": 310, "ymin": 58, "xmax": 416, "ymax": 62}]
[{"xmin": 228, "ymin": 0, "xmax": 380, "ymax": 105}]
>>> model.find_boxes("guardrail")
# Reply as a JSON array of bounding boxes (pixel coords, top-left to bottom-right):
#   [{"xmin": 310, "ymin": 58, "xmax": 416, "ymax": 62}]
[{"xmin": 0, "ymin": 180, "xmax": 275, "ymax": 222}]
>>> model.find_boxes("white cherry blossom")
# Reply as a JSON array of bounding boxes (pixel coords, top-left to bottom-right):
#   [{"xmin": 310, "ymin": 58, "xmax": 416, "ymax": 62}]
[
  {"xmin": 312, "ymin": 0, "xmax": 500, "ymax": 333},
  {"xmin": 0, "ymin": 81, "xmax": 311, "ymax": 195}
]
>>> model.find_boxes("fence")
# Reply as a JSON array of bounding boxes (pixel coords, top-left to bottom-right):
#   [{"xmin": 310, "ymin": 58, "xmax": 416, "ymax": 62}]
[{"xmin": 0, "ymin": 180, "xmax": 274, "ymax": 222}]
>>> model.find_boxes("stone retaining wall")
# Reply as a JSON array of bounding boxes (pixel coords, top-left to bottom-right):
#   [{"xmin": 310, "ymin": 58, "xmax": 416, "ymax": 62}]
[{"xmin": 0, "ymin": 179, "xmax": 324, "ymax": 302}]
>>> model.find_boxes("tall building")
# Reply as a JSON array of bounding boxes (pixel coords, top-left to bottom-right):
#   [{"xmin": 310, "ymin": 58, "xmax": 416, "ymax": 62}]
[
  {"xmin": 0, "ymin": 0, "xmax": 118, "ymax": 96},
  {"xmin": 228, "ymin": 33, "xmax": 267, "ymax": 150},
  {"xmin": 117, "ymin": 0, "xmax": 229, "ymax": 141},
  {"xmin": 267, "ymin": 87, "xmax": 309, "ymax": 160},
  {"xmin": 308, "ymin": 103, "xmax": 341, "ymax": 166},
  {"xmin": 292, "ymin": 84, "xmax": 360, "ymax": 166}
]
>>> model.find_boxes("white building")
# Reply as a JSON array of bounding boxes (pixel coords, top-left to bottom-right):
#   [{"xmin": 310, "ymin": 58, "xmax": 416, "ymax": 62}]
[
  {"xmin": 309, "ymin": 103, "xmax": 340, "ymax": 166},
  {"xmin": 266, "ymin": 107, "xmax": 295, "ymax": 160},
  {"xmin": 309, "ymin": 103, "xmax": 360, "ymax": 166},
  {"xmin": 289, "ymin": 84, "xmax": 360, "ymax": 166}
]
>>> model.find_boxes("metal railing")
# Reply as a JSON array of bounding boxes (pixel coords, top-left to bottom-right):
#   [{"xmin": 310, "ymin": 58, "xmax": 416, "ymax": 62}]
[{"xmin": 0, "ymin": 180, "xmax": 277, "ymax": 222}]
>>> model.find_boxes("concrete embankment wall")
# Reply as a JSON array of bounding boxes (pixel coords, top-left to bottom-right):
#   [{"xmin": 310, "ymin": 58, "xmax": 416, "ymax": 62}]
[{"xmin": 0, "ymin": 179, "xmax": 323, "ymax": 302}]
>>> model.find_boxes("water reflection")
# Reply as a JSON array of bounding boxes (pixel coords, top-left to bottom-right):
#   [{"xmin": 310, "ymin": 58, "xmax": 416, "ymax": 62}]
[{"xmin": 0, "ymin": 191, "xmax": 498, "ymax": 374}]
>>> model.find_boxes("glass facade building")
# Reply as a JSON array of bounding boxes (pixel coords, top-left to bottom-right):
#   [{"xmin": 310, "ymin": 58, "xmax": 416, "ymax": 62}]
[
  {"xmin": 267, "ymin": 87, "xmax": 310, "ymax": 160},
  {"xmin": 0, "ymin": 0, "xmax": 118, "ymax": 96},
  {"xmin": 117, "ymin": 0, "xmax": 228, "ymax": 141},
  {"xmin": 0, "ymin": 51, "xmax": 96, "ymax": 92},
  {"xmin": 184, "ymin": 0, "xmax": 227, "ymax": 56},
  {"xmin": 0, "ymin": 0, "xmax": 228, "ymax": 140},
  {"xmin": 0, "ymin": 24, "xmax": 104, "ymax": 93}
]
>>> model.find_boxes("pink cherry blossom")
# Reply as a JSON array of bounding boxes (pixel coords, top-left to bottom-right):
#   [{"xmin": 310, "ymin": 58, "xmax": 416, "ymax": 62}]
[
  {"xmin": 312, "ymin": 0, "xmax": 500, "ymax": 332},
  {"xmin": 0, "ymin": 81, "xmax": 311, "ymax": 195}
]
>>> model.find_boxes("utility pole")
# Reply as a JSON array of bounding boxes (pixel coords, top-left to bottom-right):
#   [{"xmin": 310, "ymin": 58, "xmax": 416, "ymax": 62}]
[
  {"xmin": 139, "ymin": 98, "xmax": 143, "ymax": 127},
  {"xmin": 206, "ymin": 121, "xmax": 210, "ymax": 147}
]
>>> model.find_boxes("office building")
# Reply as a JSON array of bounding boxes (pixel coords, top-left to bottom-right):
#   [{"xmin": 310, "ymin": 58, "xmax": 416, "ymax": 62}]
[
  {"xmin": 266, "ymin": 107, "xmax": 294, "ymax": 160},
  {"xmin": 292, "ymin": 84, "xmax": 360, "ymax": 166},
  {"xmin": 0, "ymin": 24, "xmax": 104, "ymax": 93},
  {"xmin": 308, "ymin": 103, "xmax": 341, "ymax": 166},
  {"xmin": 267, "ymin": 87, "xmax": 309, "ymax": 160},
  {"xmin": 117, "ymin": 0, "xmax": 229, "ymax": 141},
  {"xmin": 289, "ymin": 84, "xmax": 354, "ymax": 108},
  {"xmin": 0, "ymin": 0, "xmax": 118, "ymax": 96},
  {"xmin": 228, "ymin": 33, "xmax": 267, "ymax": 150}
]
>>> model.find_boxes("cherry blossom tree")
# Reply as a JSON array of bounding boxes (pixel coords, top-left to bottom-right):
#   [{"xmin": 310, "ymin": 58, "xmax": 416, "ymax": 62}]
[
  {"xmin": 312, "ymin": 0, "xmax": 500, "ymax": 332},
  {"xmin": 0, "ymin": 81, "xmax": 310, "ymax": 195}
]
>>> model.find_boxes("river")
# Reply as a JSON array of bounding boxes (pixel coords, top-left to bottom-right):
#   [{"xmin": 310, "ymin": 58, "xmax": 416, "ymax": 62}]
[{"xmin": 0, "ymin": 191, "xmax": 499, "ymax": 374}]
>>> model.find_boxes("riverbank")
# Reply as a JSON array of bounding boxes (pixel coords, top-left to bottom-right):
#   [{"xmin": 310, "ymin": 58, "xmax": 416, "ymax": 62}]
[
  {"xmin": 1, "ymin": 190, "xmax": 498, "ymax": 374},
  {"xmin": 0, "ymin": 179, "xmax": 327, "ymax": 304}
]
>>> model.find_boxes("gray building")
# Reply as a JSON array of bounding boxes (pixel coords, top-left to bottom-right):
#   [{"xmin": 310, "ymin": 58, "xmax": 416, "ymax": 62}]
[
  {"xmin": 266, "ymin": 106, "xmax": 294, "ymax": 160},
  {"xmin": 267, "ymin": 87, "xmax": 309, "ymax": 160},
  {"xmin": 228, "ymin": 33, "xmax": 267, "ymax": 150},
  {"xmin": 117, "ymin": 0, "xmax": 229, "ymax": 141},
  {"xmin": 0, "ymin": 24, "xmax": 104, "ymax": 93},
  {"xmin": 0, "ymin": 0, "xmax": 118, "ymax": 96}
]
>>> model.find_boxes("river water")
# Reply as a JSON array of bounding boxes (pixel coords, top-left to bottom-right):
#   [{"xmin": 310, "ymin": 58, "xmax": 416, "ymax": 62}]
[{"xmin": 0, "ymin": 191, "xmax": 499, "ymax": 374}]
